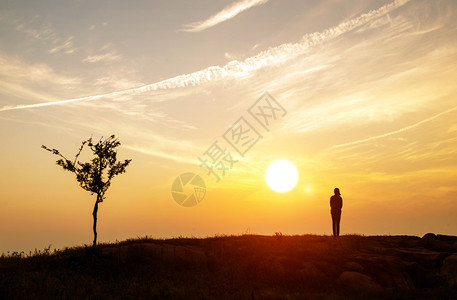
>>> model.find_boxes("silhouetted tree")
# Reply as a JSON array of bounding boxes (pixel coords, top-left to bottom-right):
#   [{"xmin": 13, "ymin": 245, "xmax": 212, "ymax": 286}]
[{"xmin": 42, "ymin": 135, "xmax": 131, "ymax": 247}]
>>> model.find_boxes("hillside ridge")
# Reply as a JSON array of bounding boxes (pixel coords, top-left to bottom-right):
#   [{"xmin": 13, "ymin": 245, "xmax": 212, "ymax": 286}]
[{"xmin": 1, "ymin": 234, "xmax": 456, "ymax": 299}]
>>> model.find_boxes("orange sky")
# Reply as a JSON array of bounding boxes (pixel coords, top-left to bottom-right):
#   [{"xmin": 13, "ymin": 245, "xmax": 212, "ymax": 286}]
[{"xmin": 1, "ymin": 0, "xmax": 457, "ymax": 252}]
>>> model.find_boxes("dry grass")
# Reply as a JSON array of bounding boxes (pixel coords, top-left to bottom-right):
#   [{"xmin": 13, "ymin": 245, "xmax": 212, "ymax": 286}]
[{"xmin": 1, "ymin": 234, "xmax": 456, "ymax": 299}]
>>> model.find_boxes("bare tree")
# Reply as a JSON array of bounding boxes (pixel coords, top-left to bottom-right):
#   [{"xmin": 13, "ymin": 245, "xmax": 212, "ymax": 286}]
[{"xmin": 42, "ymin": 135, "xmax": 131, "ymax": 247}]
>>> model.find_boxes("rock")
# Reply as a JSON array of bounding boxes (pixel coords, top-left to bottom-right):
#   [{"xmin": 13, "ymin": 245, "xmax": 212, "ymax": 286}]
[
  {"xmin": 406, "ymin": 262, "xmax": 439, "ymax": 288},
  {"xmin": 339, "ymin": 271, "xmax": 381, "ymax": 292},
  {"xmin": 436, "ymin": 234, "xmax": 457, "ymax": 243},
  {"xmin": 422, "ymin": 233, "xmax": 437, "ymax": 239},
  {"xmin": 355, "ymin": 256, "xmax": 415, "ymax": 289},
  {"xmin": 297, "ymin": 262, "xmax": 328, "ymax": 287},
  {"xmin": 344, "ymin": 261, "xmax": 364, "ymax": 272},
  {"xmin": 441, "ymin": 254, "xmax": 457, "ymax": 287},
  {"xmin": 397, "ymin": 248, "xmax": 445, "ymax": 268}
]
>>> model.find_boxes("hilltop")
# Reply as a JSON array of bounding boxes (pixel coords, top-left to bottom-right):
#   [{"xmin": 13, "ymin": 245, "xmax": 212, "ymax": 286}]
[{"xmin": 1, "ymin": 234, "xmax": 456, "ymax": 299}]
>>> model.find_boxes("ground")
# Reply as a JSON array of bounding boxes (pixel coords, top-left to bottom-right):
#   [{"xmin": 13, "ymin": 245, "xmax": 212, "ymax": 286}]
[{"xmin": 1, "ymin": 234, "xmax": 456, "ymax": 299}]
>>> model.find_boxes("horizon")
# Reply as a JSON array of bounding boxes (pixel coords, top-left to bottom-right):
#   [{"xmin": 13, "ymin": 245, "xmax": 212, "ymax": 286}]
[{"xmin": 1, "ymin": 0, "xmax": 457, "ymax": 253}]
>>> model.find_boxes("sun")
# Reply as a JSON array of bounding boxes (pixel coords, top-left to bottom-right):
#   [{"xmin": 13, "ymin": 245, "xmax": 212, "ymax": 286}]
[{"xmin": 265, "ymin": 159, "xmax": 298, "ymax": 193}]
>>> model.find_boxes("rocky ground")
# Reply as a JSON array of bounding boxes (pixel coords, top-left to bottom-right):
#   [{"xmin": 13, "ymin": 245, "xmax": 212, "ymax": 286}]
[{"xmin": 1, "ymin": 234, "xmax": 456, "ymax": 299}]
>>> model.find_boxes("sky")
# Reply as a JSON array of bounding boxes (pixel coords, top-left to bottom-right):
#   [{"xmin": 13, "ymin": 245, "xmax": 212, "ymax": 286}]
[{"xmin": 1, "ymin": 0, "xmax": 457, "ymax": 253}]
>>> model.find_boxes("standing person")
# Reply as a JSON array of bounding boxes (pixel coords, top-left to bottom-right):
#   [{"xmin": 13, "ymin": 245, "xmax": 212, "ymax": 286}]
[{"xmin": 330, "ymin": 188, "xmax": 343, "ymax": 236}]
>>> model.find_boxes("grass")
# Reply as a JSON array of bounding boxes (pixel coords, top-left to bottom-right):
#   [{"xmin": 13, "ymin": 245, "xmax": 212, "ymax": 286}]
[{"xmin": 1, "ymin": 234, "xmax": 456, "ymax": 299}]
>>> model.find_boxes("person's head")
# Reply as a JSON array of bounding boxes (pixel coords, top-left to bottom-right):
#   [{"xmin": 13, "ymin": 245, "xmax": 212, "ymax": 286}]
[{"xmin": 334, "ymin": 188, "xmax": 340, "ymax": 195}]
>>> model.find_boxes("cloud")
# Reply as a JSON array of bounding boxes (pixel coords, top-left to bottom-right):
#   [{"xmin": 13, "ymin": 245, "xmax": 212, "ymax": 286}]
[
  {"xmin": 48, "ymin": 37, "xmax": 75, "ymax": 54},
  {"xmin": 182, "ymin": 0, "xmax": 269, "ymax": 32},
  {"xmin": 15, "ymin": 23, "xmax": 56, "ymax": 41},
  {"xmin": 82, "ymin": 51, "xmax": 121, "ymax": 63},
  {"xmin": 0, "ymin": 0, "xmax": 408, "ymax": 113},
  {"xmin": 83, "ymin": 43, "xmax": 122, "ymax": 63},
  {"xmin": 15, "ymin": 21, "xmax": 76, "ymax": 55},
  {"xmin": 0, "ymin": 54, "xmax": 82, "ymax": 102},
  {"xmin": 123, "ymin": 144, "xmax": 195, "ymax": 164},
  {"xmin": 271, "ymin": 0, "xmax": 457, "ymax": 141},
  {"xmin": 332, "ymin": 105, "xmax": 457, "ymax": 149}
]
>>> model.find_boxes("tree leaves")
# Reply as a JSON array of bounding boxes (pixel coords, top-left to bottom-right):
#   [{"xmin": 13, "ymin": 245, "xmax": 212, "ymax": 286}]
[{"xmin": 43, "ymin": 135, "xmax": 131, "ymax": 201}]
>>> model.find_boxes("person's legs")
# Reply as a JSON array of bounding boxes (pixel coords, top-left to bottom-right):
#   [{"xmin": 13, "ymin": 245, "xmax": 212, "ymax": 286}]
[
  {"xmin": 331, "ymin": 213, "xmax": 337, "ymax": 236},
  {"xmin": 335, "ymin": 213, "xmax": 341, "ymax": 236}
]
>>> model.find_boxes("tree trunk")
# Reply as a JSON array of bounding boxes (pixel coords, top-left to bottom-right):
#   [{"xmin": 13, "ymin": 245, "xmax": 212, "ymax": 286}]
[{"xmin": 92, "ymin": 195, "xmax": 100, "ymax": 247}]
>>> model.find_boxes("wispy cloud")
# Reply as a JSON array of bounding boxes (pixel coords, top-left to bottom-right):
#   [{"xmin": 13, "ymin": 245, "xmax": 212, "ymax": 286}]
[
  {"xmin": 123, "ymin": 144, "xmax": 195, "ymax": 164},
  {"xmin": 48, "ymin": 37, "xmax": 75, "ymax": 54},
  {"xmin": 182, "ymin": 0, "xmax": 269, "ymax": 32},
  {"xmin": 15, "ymin": 22, "xmax": 56, "ymax": 42},
  {"xmin": 0, "ymin": 54, "xmax": 82, "ymax": 102},
  {"xmin": 15, "ymin": 21, "xmax": 76, "ymax": 55},
  {"xmin": 83, "ymin": 51, "xmax": 121, "ymax": 63},
  {"xmin": 83, "ymin": 43, "xmax": 122, "ymax": 63},
  {"xmin": 0, "ymin": 0, "xmax": 408, "ymax": 113},
  {"xmin": 332, "ymin": 105, "xmax": 457, "ymax": 149}
]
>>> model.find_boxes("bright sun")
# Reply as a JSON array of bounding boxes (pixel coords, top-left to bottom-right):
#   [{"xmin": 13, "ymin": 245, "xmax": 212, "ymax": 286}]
[{"xmin": 265, "ymin": 159, "xmax": 298, "ymax": 193}]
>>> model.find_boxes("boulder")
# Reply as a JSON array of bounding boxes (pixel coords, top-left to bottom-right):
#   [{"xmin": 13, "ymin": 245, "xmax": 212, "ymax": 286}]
[
  {"xmin": 441, "ymin": 254, "xmax": 457, "ymax": 287},
  {"xmin": 355, "ymin": 256, "xmax": 415, "ymax": 289},
  {"xmin": 436, "ymin": 234, "xmax": 457, "ymax": 243},
  {"xmin": 339, "ymin": 271, "xmax": 382, "ymax": 292},
  {"xmin": 344, "ymin": 261, "xmax": 364, "ymax": 273},
  {"xmin": 422, "ymin": 233, "xmax": 437, "ymax": 239}
]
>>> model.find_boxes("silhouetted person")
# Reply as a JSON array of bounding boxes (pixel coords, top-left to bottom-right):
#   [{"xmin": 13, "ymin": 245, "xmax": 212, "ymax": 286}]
[{"xmin": 330, "ymin": 188, "xmax": 343, "ymax": 236}]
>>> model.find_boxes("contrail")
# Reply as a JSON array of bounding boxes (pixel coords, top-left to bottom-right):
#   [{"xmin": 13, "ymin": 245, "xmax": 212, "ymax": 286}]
[
  {"xmin": 0, "ymin": 0, "xmax": 409, "ymax": 113},
  {"xmin": 182, "ymin": 0, "xmax": 269, "ymax": 33},
  {"xmin": 332, "ymin": 105, "xmax": 457, "ymax": 149}
]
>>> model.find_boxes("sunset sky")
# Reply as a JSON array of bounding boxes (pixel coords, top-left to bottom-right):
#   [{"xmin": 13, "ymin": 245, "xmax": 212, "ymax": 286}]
[{"xmin": 1, "ymin": 0, "xmax": 457, "ymax": 253}]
